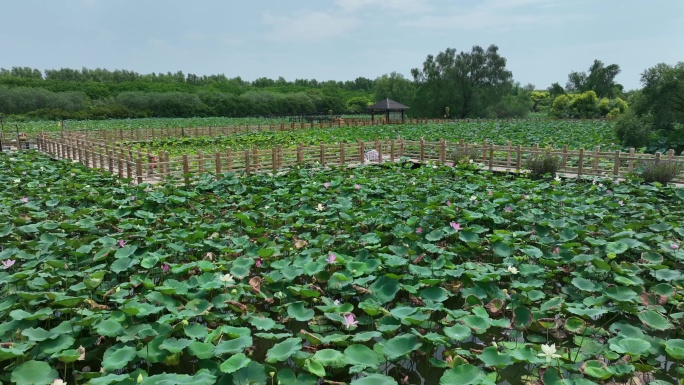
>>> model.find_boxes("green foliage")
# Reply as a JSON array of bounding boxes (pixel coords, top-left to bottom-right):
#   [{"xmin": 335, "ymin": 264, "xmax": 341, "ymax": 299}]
[
  {"xmin": 566, "ymin": 59, "xmax": 623, "ymax": 98},
  {"xmin": 530, "ymin": 91, "xmax": 552, "ymax": 112},
  {"xmin": 2, "ymin": 150, "xmax": 684, "ymax": 384},
  {"xmin": 622, "ymin": 62, "xmax": 684, "ymax": 153},
  {"xmin": 373, "ymin": 72, "xmax": 415, "ymax": 107},
  {"xmin": 638, "ymin": 160, "xmax": 684, "ymax": 185},
  {"xmin": 411, "ymin": 45, "xmax": 515, "ymax": 118},
  {"xmin": 450, "ymin": 146, "xmax": 481, "ymax": 165},
  {"xmin": 0, "ymin": 66, "xmax": 373, "ymax": 119},
  {"xmin": 614, "ymin": 109, "xmax": 653, "ymax": 148},
  {"xmin": 526, "ymin": 151, "xmax": 560, "ymax": 178},
  {"xmin": 551, "ymin": 91, "xmax": 627, "ymax": 119},
  {"xmin": 345, "ymin": 96, "xmax": 372, "ymax": 114}
]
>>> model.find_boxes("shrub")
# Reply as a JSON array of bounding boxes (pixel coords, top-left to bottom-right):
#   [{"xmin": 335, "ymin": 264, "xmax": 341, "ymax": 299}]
[
  {"xmin": 639, "ymin": 160, "xmax": 684, "ymax": 185},
  {"xmin": 526, "ymin": 152, "xmax": 560, "ymax": 178},
  {"xmin": 450, "ymin": 147, "xmax": 480, "ymax": 165}
]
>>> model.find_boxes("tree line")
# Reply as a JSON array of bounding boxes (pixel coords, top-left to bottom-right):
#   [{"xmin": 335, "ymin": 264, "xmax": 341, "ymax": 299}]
[{"xmin": 3, "ymin": 47, "xmax": 683, "ymax": 152}]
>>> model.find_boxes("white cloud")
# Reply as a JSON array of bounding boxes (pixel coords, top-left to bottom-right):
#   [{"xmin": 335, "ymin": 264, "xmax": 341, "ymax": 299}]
[
  {"xmin": 262, "ymin": 11, "xmax": 360, "ymax": 43},
  {"xmin": 334, "ymin": 0, "xmax": 431, "ymax": 14},
  {"xmin": 402, "ymin": 0, "xmax": 585, "ymax": 31}
]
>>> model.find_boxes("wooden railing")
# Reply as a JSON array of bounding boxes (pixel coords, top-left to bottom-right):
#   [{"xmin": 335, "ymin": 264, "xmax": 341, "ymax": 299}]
[{"xmin": 35, "ymin": 134, "xmax": 684, "ymax": 185}]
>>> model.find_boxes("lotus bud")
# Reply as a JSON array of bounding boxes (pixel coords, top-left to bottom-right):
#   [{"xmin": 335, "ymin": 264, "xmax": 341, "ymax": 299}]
[
  {"xmin": 115, "ymin": 287, "xmax": 120, "ymax": 293},
  {"xmin": 269, "ymin": 372, "xmax": 275, "ymax": 377},
  {"xmin": 231, "ymin": 289, "xmax": 237, "ymax": 295},
  {"xmin": 137, "ymin": 373, "xmax": 143, "ymax": 384},
  {"xmin": 182, "ymin": 320, "xmax": 189, "ymax": 326}
]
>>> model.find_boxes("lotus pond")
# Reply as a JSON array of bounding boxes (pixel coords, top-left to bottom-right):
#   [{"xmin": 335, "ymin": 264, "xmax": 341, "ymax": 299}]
[
  {"xmin": 129, "ymin": 120, "xmax": 619, "ymax": 156},
  {"xmin": 2, "ymin": 151, "xmax": 684, "ymax": 385}
]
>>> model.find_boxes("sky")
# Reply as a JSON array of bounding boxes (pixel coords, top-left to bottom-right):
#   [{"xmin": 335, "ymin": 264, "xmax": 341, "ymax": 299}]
[{"xmin": 1, "ymin": 0, "xmax": 683, "ymax": 91}]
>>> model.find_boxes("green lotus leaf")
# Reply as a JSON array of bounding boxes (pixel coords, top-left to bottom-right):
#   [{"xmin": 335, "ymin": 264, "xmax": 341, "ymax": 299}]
[
  {"xmin": 638, "ymin": 310, "xmax": 674, "ymax": 330},
  {"xmin": 351, "ymin": 374, "xmax": 399, "ymax": 385},
  {"xmin": 439, "ymin": 364, "xmax": 485, "ymax": 385},
  {"xmin": 344, "ymin": 344, "xmax": 381, "ymax": 369},
  {"xmin": 287, "ymin": 302, "xmax": 315, "ymax": 321},
  {"xmin": 382, "ymin": 334, "xmax": 422, "ymax": 360},
  {"xmin": 478, "ymin": 346, "xmax": 513, "ymax": 368},
  {"xmin": 102, "ymin": 345, "xmax": 137, "ymax": 371},
  {"xmin": 266, "ymin": 337, "xmax": 302, "ymax": 363},
  {"xmin": 219, "ymin": 352, "xmax": 251, "ymax": 374},
  {"xmin": 10, "ymin": 360, "xmax": 59, "ymax": 385}
]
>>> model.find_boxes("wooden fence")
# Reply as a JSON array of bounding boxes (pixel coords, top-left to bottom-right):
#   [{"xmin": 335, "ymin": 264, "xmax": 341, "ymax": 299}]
[{"xmin": 35, "ymin": 134, "xmax": 684, "ymax": 185}]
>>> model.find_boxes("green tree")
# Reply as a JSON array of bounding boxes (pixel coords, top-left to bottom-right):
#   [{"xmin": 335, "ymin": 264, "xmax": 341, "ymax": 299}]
[
  {"xmin": 566, "ymin": 59, "xmax": 623, "ymax": 98},
  {"xmin": 616, "ymin": 62, "xmax": 684, "ymax": 152},
  {"xmin": 345, "ymin": 96, "xmax": 371, "ymax": 114},
  {"xmin": 373, "ymin": 72, "xmax": 415, "ymax": 106},
  {"xmin": 411, "ymin": 45, "xmax": 513, "ymax": 118}
]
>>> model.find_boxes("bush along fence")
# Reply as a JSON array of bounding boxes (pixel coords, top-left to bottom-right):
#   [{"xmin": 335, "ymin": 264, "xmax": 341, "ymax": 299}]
[{"xmin": 35, "ymin": 133, "xmax": 684, "ymax": 185}]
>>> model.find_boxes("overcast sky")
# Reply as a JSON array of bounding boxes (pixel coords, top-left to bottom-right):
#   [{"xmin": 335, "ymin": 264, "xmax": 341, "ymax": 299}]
[{"xmin": 1, "ymin": 0, "xmax": 682, "ymax": 90}]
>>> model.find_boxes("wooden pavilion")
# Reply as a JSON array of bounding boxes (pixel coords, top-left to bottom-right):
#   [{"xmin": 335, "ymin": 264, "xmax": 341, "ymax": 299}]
[{"xmin": 367, "ymin": 98, "xmax": 409, "ymax": 123}]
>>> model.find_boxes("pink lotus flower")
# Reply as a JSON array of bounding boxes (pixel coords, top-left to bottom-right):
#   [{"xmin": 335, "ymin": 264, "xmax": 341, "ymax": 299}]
[
  {"xmin": 488, "ymin": 190, "xmax": 493, "ymax": 196},
  {"xmin": 553, "ymin": 247, "xmax": 559, "ymax": 254},
  {"xmin": 326, "ymin": 253, "xmax": 336, "ymax": 264},
  {"xmin": 256, "ymin": 259, "xmax": 262, "ymax": 268},
  {"xmin": 505, "ymin": 206, "xmax": 512, "ymax": 212},
  {"xmin": 118, "ymin": 239, "xmax": 126, "ymax": 248},
  {"xmin": 354, "ymin": 184, "xmax": 361, "ymax": 190},
  {"xmin": 131, "ymin": 195, "xmax": 136, "ymax": 200},
  {"xmin": 606, "ymin": 190, "xmax": 612, "ymax": 195},
  {"xmin": 51, "ymin": 379, "xmax": 65, "ymax": 385},
  {"xmin": 450, "ymin": 222, "xmax": 461, "ymax": 231},
  {"xmin": 446, "ymin": 200, "xmax": 451, "ymax": 206},
  {"xmin": 20, "ymin": 197, "xmax": 29, "ymax": 203},
  {"xmin": 323, "ymin": 182, "xmax": 330, "ymax": 188},
  {"xmin": 161, "ymin": 263, "xmax": 170, "ymax": 272},
  {"xmin": 618, "ymin": 200, "xmax": 624, "ymax": 206},
  {"xmin": 416, "ymin": 227, "xmax": 423, "ymax": 234},
  {"xmin": 2, "ymin": 259, "xmax": 16, "ymax": 269},
  {"xmin": 343, "ymin": 313, "xmax": 358, "ymax": 329},
  {"xmin": 672, "ymin": 244, "xmax": 680, "ymax": 250}
]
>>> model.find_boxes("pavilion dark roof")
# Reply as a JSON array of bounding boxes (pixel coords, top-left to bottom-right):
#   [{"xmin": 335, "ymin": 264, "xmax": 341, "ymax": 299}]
[{"xmin": 367, "ymin": 98, "xmax": 410, "ymax": 111}]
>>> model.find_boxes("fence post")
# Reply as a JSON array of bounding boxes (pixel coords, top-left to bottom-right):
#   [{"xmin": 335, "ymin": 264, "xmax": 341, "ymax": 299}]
[
  {"xmin": 439, "ymin": 139, "xmax": 446, "ymax": 164},
  {"xmin": 390, "ymin": 139, "xmax": 395, "ymax": 163},
  {"xmin": 358, "ymin": 140, "xmax": 364, "ymax": 163},
  {"xmin": 577, "ymin": 149, "xmax": 585, "ymax": 177},
  {"xmin": 628, "ymin": 148, "xmax": 635, "ymax": 172},
  {"xmin": 272, "ymin": 147, "xmax": 278, "ymax": 171},
  {"xmin": 198, "ymin": 150, "xmax": 204, "ymax": 174},
  {"xmin": 506, "ymin": 141, "xmax": 512, "ymax": 167},
  {"xmin": 562, "ymin": 144, "xmax": 568, "ymax": 169},
  {"xmin": 613, "ymin": 151, "xmax": 621, "ymax": 177},
  {"xmin": 488, "ymin": 145, "xmax": 494, "ymax": 171},
  {"xmin": 227, "ymin": 148, "xmax": 233, "ymax": 171},
  {"xmin": 399, "ymin": 136, "xmax": 404, "ymax": 157},
  {"xmin": 340, "ymin": 142, "xmax": 346, "ymax": 164},
  {"xmin": 592, "ymin": 146, "xmax": 600, "ymax": 173},
  {"xmin": 215, "ymin": 151, "xmax": 222, "ymax": 179},
  {"xmin": 278, "ymin": 145, "xmax": 282, "ymax": 168},
  {"xmin": 117, "ymin": 150, "xmax": 123, "ymax": 178},
  {"xmin": 245, "ymin": 150, "xmax": 251, "ymax": 174},
  {"xmin": 654, "ymin": 152, "xmax": 661, "ymax": 165},
  {"xmin": 297, "ymin": 145, "xmax": 303, "ymax": 164},
  {"xmin": 183, "ymin": 154, "xmax": 190, "ymax": 185},
  {"xmin": 108, "ymin": 149, "xmax": 113, "ymax": 173},
  {"xmin": 320, "ymin": 143, "xmax": 325, "ymax": 165},
  {"xmin": 136, "ymin": 153, "xmax": 143, "ymax": 184},
  {"xmin": 420, "ymin": 138, "xmax": 425, "ymax": 162},
  {"xmin": 377, "ymin": 138, "xmax": 383, "ymax": 163},
  {"xmin": 516, "ymin": 145, "xmax": 522, "ymax": 171},
  {"xmin": 668, "ymin": 149, "xmax": 675, "ymax": 160},
  {"xmin": 126, "ymin": 150, "xmax": 132, "ymax": 179}
]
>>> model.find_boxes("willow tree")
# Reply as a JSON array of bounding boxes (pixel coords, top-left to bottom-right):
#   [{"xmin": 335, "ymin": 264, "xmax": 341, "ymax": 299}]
[{"xmin": 411, "ymin": 45, "xmax": 513, "ymax": 118}]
